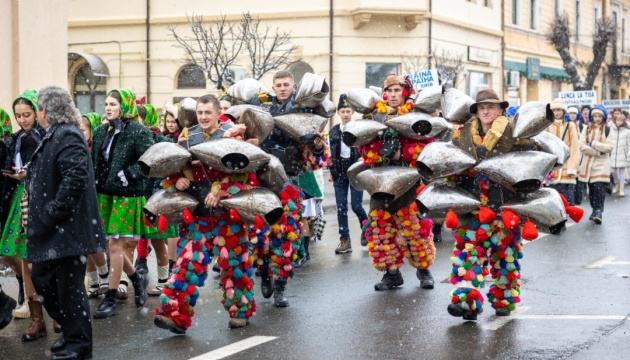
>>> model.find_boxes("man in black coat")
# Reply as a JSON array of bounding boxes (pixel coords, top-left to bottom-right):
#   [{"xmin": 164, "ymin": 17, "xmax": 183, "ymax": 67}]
[
  {"xmin": 27, "ymin": 86, "xmax": 106, "ymax": 360},
  {"xmin": 329, "ymin": 94, "xmax": 368, "ymax": 254}
]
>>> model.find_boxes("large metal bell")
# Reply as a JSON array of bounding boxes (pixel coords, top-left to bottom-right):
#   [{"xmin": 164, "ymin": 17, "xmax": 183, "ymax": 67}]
[
  {"xmin": 237, "ymin": 107, "xmax": 274, "ymax": 143},
  {"xmin": 416, "ymin": 142, "xmax": 477, "ymax": 180},
  {"xmin": 316, "ymin": 99, "xmax": 337, "ymax": 118},
  {"xmin": 295, "ymin": 73, "xmax": 330, "ymax": 108},
  {"xmin": 511, "ymin": 101, "xmax": 554, "ymax": 139},
  {"xmin": 346, "ymin": 161, "xmax": 366, "ymax": 191},
  {"xmin": 228, "ymin": 78, "xmax": 269, "ymax": 103},
  {"xmin": 441, "ymin": 88, "xmax": 474, "ymax": 124},
  {"xmin": 415, "ymin": 182, "xmax": 481, "ymax": 221},
  {"xmin": 474, "ymin": 151, "xmax": 558, "ymax": 194},
  {"xmin": 500, "ymin": 188, "xmax": 567, "ymax": 230},
  {"xmin": 143, "ymin": 190, "xmax": 199, "ymax": 226},
  {"xmin": 224, "ymin": 104, "xmax": 263, "ymax": 120},
  {"xmin": 219, "ymin": 188, "xmax": 284, "ymax": 225},
  {"xmin": 356, "ymin": 166, "xmax": 420, "ymax": 205},
  {"xmin": 273, "ymin": 113, "xmax": 328, "ymax": 146},
  {"xmin": 414, "ymin": 85, "xmax": 443, "ymax": 115},
  {"xmin": 346, "ymin": 88, "xmax": 381, "ymax": 114},
  {"xmin": 178, "ymin": 97, "xmax": 198, "ymax": 128},
  {"xmin": 342, "ymin": 119, "xmax": 387, "ymax": 147},
  {"xmin": 138, "ymin": 142, "xmax": 192, "ymax": 178},
  {"xmin": 189, "ymin": 138, "xmax": 271, "ymax": 174},
  {"xmin": 533, "ymin": 130, "xmax": 571, "ymax": 170},
  {"xmin": 257, "ymin": 154, "xmax": 288, "ymax": 192}
]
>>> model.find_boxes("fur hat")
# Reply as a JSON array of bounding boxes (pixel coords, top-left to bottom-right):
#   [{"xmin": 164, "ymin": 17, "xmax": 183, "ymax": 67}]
[
  {"xmin": 383, "ymin": 72, "xmax": 406, "ymax": 90},
  {"xmin": 549, "ymin": 98, "xmax": 567, "ymax": 113},
  {"xmin": 567, "ymin": 105, "xmax": 579, "ymax": 114},
  {"xmin": 469, "ymin": 89, "xmax": 509, "ymax": 114}
]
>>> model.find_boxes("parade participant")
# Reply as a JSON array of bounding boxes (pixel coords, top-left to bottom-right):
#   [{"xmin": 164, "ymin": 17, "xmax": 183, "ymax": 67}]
[
  {"xmin": 578, "ymin": 105, "xmax": 614, "ymax": 224},
  {"xmin": 0, "ymin": 285, "xmax": 17, "ymax": 330},
  {"xmin": 545, "ymin": 98, "xmax": 580, "ymax": 206},
  {"xmin": 329, "ymin": 94, "xmax": 368, "ymax": 254},
  {"xmin": 163, "ymin": 104, "xmax": 182, "ymax": 140},
  {"xmin": 28, "ymin": 86, "xmax": 106, "ymax": 360},
  {"xmin": 135, "ymin": 104, "xmax": 177, "ymax": 296},
  {"xmin": 154, "ymin": 94, "xmax": 256, "ymax": 333},
  {"xmin": 219, "ymin": 95, "xmax": 233, "ymax": 115},
  {"xmin": 0, "ymin": 107, "xmax": 12, "ymax": 141},
  {"xmin": 0, "ymin": 90, "xmax": 49, "ymax": 341},
  {"xmin": 359, "ymin": 72, "xmax": 436, "ymax": 291},
  {"xmin": 575, "ymin": 104, "xmax": 592, "ymax": 205},
  {"xmin": 92, "ymin": 89, "xmax": 152, "ymax": 319},
  {"xmin": 249, "ymin": 70, "xmax": 328, "ymax": 306},
  {"xmin": 609, "ymin": 114, "xmax": 630, "ymax": 197}
]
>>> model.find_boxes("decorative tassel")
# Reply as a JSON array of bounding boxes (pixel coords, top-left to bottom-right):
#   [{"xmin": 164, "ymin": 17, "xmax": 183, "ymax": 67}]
[
  {"xmin": 522, "ymin": 220, "xmax": 538, "ymax": 240},
  {"xmin": 254, "ymin": 215, "xmax": 264, "ymax": 230},
  {"xmin": 416, "ymin": 183, "xmax": 426, "ymax": 195},
  {"xmin": 230, "ymin": 208, "xmax": 241, "ymax": 221},
  {"xmin": 445, "ymin": 210, "xmax": 459, "ymax": 229},
  {"xmin": 478, "ymin": 207, "xmax": 497, "ymax": 224},
  {"xmin": 558, "ymin": 193, "xmax": 569, "ymax": 209},
  {"xmin": 183, "ymin": 208, "xmax": 193, "ymax": 224},
  {"xmin": 566, "ymin": 206, "xmax": 584, "ymax": 223},
  {"xmin": 501, "ymin": 210, "xmax": 520, "ymax": 228},
  {"xmin": 158, "ymin": 215, "xmax": 168, "ymax": 234}
]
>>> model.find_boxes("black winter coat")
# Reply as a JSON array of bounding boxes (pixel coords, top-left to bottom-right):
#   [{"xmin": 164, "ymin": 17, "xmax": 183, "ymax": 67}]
[
  {"xmin": 328, "ymin": 124, "xmax": 359, "ymax": 181},
  {"xmin": 26, "ymin": 123, "xmax": 107, "ymax": 263}
]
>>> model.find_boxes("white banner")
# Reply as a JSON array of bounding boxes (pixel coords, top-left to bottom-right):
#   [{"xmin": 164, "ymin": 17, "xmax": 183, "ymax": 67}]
[
  {"xmin": 409, "ymin": 70, "xmax": 439, "ymax": 91},
  {"xmin": 558, "ymin": 90, "xmax": 597, "ymax": 106},
  {"xmin": 602, "ymin": 99, "xmax": 630, "ymax": 111}
]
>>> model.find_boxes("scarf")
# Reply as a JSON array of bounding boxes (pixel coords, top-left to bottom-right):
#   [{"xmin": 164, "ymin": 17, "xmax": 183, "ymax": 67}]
[
  {"xmin": 100, "ymin": 118, "xmax": 126, "ymax": 161},
  {"xmin": 100, "ymin": 89, "xmax": 137, "ymax": 160},
  {"xmin": 83, "ymin": 112, "xmax": 102, "ymax": 133},
  {"xmin": 14, "ymin": 128, "xmax": 42, "ymax": 168},
  {"xmin": 0, "ymin": 108, "xmax": 11, "ymax": 137},
  {"xmin": 470, "ymin": 116, "xmax": 509, "ymax": 151},
  {"xmin": 143, "ymin": 104, "xmax": 160, "ymax": 131}
]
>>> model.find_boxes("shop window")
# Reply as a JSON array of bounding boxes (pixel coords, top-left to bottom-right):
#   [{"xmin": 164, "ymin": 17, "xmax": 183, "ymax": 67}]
[
  {"xmin": 551, "ymin": 80, "xmax": 562, "ymax": 99},
  {"xmin": 366, "ymin": 63, "xmax": 400, "ymax": 88},
  {"xmin": 177, "ymin": 65, "xmax": 206, "ymax": 89},
  {"xmin": 467, "ymin": 71, "xmax": 490, "ymax": 98},
  {"xmin": 73, "ymin": 64, "xmax": 107, "ymax": 115},
  {"xmin": 287, "ymin": 61, "xmax": 315, "ymax": 85}
]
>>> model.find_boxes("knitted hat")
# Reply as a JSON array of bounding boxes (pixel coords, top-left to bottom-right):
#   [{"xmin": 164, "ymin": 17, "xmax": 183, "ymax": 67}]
[
  {"xmin": 337, "ymin": 94, "xmax": 350, "ymax": 110},
  {"xmin": 469, "ymin": 89, "xmax": 509, "ymax": 114},
  {"xmin": 567, "ymin": 106, "xmax": 579, "ymax": 114},
  {"xmin": 590, "ymin": 107, "xmax": 606, "ymax": 119},
  {"xmin": 549, "ymin": 98, "xmax": 567, "ymax": 112}
]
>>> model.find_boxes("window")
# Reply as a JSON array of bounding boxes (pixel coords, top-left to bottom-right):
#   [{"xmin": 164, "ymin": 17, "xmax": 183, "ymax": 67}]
[
  {"xmin": 73, "ymin": 64, "xmax": 107, "ymax": 115},
  {"xmin": 575, "ymin": 0, "xmax": 580, "ymax": 41},
  {"xmin": 484, "ymin": 0, "xmax": 492, "ymax": 7},
  {"xmin": 176, "ymin": 65, "xmax": 206, "ymax": 89},
  {"xmin": 511, "ymin": 0, "xmax": 519, "ymax": 25},
  {"xmin": 594, "ymin": 5, "xmax": 601, "ymax": 32},
  {"xmin": 287, "ymin": 61, "xmax": 315, "ymax": 85},
  {"xmin": 530, "ymin": 0, "xmax": 538, "ymax": 30},
  {"xmin": 551, "ymin": 80, "xmax": 561, "ymax": 99},
  {"xmin": 467, "ymin": 71, "xmax": 490, "ymax": 98},
  {"xmin": 554, "ymin": 0, "xmax": 562, "ymax": 16},
  {"xmin": 365, "ymin": 63, "xmax": 400, "ymax": 88},
  {"xmin": 623, "ymin": 18, "xmax": 627, "ymax": 53}
]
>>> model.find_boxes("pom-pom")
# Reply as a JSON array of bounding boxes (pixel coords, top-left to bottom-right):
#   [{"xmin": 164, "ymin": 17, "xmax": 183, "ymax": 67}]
[
  {"xmin": 182, "ymin": 208, "xmax": 193, "ymax": 224},
  {"xmin": 445, "ymin": 210, "xmax": 459, "ymax": 229},
  {"xmin": 478, "ymin": 207, "xmax": 497, "ymax": 224},
  {"xmin": 522, "ymin": 220, "xmax": 538, "ymax": 240},
  {"xmin": 566, "ymin": 206, "xmax": 584, "ymax": 223},
  {"xmin": 501, "ymin": 210, "xmax": 520, "ymax": 228},
  {"xmin": 254, "ymin": 215, "xmax": 264, "ymax": 230},
  {"xmin": 230, "ymin": 208, "xmax": 241, "ymax": 221},
  {"xmin": 416, "ymin": 183, "xmax": 426, "ymax": 195},
  {"xmin": 158, "ymin": 215, "xmax": 168, "ymax": 234},
  {"xmin": 558, "ymin": 193, "xmax": 569, "ymax": 209}
]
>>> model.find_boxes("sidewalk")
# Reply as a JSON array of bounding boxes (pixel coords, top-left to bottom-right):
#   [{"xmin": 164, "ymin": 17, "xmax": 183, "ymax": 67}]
[{"xmin": 319, "ymin": 170, "xmax": 370, "ymax": 214}]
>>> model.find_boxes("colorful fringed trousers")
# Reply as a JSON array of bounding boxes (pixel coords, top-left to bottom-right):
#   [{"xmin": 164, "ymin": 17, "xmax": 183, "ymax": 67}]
[
  {"xmin": 448, "ymin": 210, "xmax": 523, "ymax": 316},
  {"xmin": 364, "ymin": 205, "xmax": 435, "ymax": 272}
]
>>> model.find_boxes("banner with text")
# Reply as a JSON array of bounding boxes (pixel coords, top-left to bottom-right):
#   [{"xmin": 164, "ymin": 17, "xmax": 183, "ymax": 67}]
[
  {"xmin": 410, "ymin": 70, "xmax": 439, "ymax": 91},
  {"xmin": 602, "ymin": 99, "xmax": 630, "ymax": 111},
  {"xmin": 558, "ymin": 91, "xmax": 597, "ymax": 106}
]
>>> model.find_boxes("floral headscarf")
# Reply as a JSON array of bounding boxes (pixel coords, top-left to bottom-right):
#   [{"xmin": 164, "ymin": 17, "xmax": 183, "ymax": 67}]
[
  {"xmin": 83, "ymin": 112, "xmax": 102, "ymax": 133},
  {"xmin": 12, "ymin": 89, "xmax": 38, "ymax": 115},
  {"xmin": 0, "ymin": 108, "xmax": 12, "ymax": 137},
  {"xmin": 109, "ymin": 88, "xmax": 137, "ymax": 120},
  {"xmin": 142, "ymin": 104, "xmax": 160, "ymax": 131}
]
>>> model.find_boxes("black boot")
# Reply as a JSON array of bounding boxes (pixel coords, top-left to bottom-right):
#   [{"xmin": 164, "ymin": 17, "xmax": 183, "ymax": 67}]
[
  {"xmin": 168, "ymin": 259, "xmax": 175, "ymax": 276},
  {"xmin": 447, "ymin": 303, "xmax": 477, "ymax": 321},
  {"xmin": 51, "ymin": 336, "xmax": 66, "ymax": 353},
  {"xmin": 304, "ymin": 236, "xmax": 311, "ymax": 261},
  {"xmin": 432, "ymin": 223, "xmax": 442, "ymax": 243},
  {"xmin": 16, "ymin": 275, "xmax": 25, "ymax": 306},
  {"xmin": 416, "ymin": 268, "xmax": 434, "ymax": 289},
  {"xmin": 93, "ymin": 289, "xmax": 117, "ymax": 319},
  {"xmin": 590, "ymin": 210, "xmax": 603, "ymax": 224},
  {"xmin": 0, "ymin": 288, "xmax": 17, "ymax": 330},
  {"xmin": 130, "ymin": 272, "xmax": 148, "ymax": 308},
  {"xmin": 260, "ymin": 270, "xmax": 274, "ymax": 299},
  {"xmin": 135, "ymin": 258, "xmax": 148, "ymax": 275},
  {"xmin": 273, "ymin": 279, "xmax": 289, "ymax": 307},
  {"xmin": 374, "ymin": 269, "xmax": 404, "ymax": 291}
]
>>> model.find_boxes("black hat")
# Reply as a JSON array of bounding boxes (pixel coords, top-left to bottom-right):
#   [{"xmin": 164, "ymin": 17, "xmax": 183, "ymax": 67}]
[{"xmin": 337, "ymin": 94, "xmax": 350, "ymax": 110}]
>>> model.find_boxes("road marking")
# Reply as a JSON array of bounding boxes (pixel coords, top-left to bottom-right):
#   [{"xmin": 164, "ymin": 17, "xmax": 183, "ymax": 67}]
[
  {"xmin": 608, "ymin": 261, "xmax": 630, "ymax": 266},
  {"xmin": 190, "ymin": 336, "xmax": 277, "ymax": 360},
  {"xmin": 481, "ymin": 307, "xmax": 529, "ymax": 330},
  {"xmin": 482, "ymin": 309, "xmax": 628, "ymax": 330},
  {"xmin": 522, "ymin": 223, "xmax": 577, "ymax": 245},
  {"xmin": 585, "ymin": 256, "xmax": 616, "ymax": 269}
]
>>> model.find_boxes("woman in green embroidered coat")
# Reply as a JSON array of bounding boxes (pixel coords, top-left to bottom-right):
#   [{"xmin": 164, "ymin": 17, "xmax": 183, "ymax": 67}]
[{"xmin": 92, "ymin": 89, "xmax": 154, "ymax": 319}]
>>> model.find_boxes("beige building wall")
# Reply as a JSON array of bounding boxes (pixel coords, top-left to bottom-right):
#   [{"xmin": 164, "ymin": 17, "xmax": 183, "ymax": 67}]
[
  {"xmin": 0, "ymin": 0, "xmax": 69, "ymax": 130},
  {"xmin": 67, "ymin": 0, "xmax": 501, "ymax": 125}
]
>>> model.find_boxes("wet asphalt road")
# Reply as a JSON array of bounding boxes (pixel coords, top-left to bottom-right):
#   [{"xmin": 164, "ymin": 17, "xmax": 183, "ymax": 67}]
[{"xmin": 1, "ymin": 190, "xmax": 630, "ymax": 360}]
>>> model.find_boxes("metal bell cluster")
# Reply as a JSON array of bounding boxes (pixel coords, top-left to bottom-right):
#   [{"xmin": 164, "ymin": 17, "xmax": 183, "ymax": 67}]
[
  {"xmin": 138, "ymin": 142, "xmax": 192, "ymax": 178},
  {"xmin": 219, "ymin": 188, "xmax": 284, "ymax": 225},
  {"xmin": 143, "ymin": 190, "xmax": 199, "ymax": 226}
]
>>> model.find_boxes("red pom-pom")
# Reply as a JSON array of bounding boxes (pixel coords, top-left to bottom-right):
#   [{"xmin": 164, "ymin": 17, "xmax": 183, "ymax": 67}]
[
  {"xmin": 143, "ymin": 215, "xmax": 151, "ymax": 227},
  {"xmin": 522, "ymin": 220, "xmax": 538, "ymax": 240},
  {"xmin": 478, "ymin": 207, "xmax": 497, "ymax": 224},
  {"xmin": 416, "ymin": 183, "xmax": 426, "ymax": 195},
  {"xmin": 566, "ymin": 206, "xmax": 584, "ymax": 223},
  {"xmin": 280, "ymin": 213, "xmax": 287, "ymax": 225},
  {"xmin": 501, "ymin": 210, "xmax": 520, "ymax": 228},
  {"xmin": 558, "ymin": 193, "xmax": 570, "ymax": 209},
  {"xmin": 158, "ymin": 215, "xmax": 168, "ymax": 234},
  {"xmin": 230, "ymin": 208, "xmax": 241, "ymax": 221},
  {"xmin": 254, "ymin": 215, "xmax": 264, "ymax": 230},
  {"xmin": 409, "ymin": 201, "xmax": 417, "ymax": 212},
  {"xmin": 182, "ymin": 208, "xmax": 193, "ymax": 224},
  {"xmin": 444, "ymin": 210, "xmax": 459, "ymax": 229}
]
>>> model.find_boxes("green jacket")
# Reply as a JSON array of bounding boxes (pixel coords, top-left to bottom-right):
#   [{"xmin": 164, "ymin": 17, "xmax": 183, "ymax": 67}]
[{"xmin": 92, "ymin": 120, "xmax": 155, "ymax": 197}]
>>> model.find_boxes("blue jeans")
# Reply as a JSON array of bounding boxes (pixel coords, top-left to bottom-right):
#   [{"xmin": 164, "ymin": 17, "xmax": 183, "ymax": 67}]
[{"xmin": 333, "ymin": 173, "xmax": 368, "ymax": 240}]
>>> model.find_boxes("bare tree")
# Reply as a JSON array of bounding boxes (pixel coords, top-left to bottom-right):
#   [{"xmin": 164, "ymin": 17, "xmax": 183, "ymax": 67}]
[
  {"xmin": 401, "ymin": 52, "xmax": 429, "ymax": 75},
  {"xmin": 401, "ymin": 47, "xmax": 464, "ymax": 87},
  {"xmin": 240, "ymin": 13, "xmax": 297, "ymax": 80},
  {"xmin": 546, "ymin": 14, "xmax": 615, "ymax": 90}
]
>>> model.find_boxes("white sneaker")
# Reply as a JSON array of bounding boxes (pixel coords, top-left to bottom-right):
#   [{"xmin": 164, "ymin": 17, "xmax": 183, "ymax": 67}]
[{"xmin": 12, "ymin": 301, "xmax": 30, "ymax": 319}]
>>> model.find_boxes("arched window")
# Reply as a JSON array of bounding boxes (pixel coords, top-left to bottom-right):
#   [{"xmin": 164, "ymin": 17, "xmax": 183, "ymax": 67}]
[
  {"xmin": 287, "ymin": 61, "xmax": 315, "ymax": 84},
  {"xmin": 73, "ymin": 64, "xmax": 107, "ymax": 114},
  {"xmin": 177, "ymin": 65, "xmax": 206, "ymax": 89}
]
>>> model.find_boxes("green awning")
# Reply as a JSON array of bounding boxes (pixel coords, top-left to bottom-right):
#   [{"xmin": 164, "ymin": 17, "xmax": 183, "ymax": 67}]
[{"xmin": 504, "ymin": 60, "xmax": 569, "ymax": 82}]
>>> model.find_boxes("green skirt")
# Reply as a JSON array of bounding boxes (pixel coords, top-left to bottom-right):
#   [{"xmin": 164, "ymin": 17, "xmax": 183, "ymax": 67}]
[
  {"xmin": 98, "ymin": 193, "xmax": 151, "ymax": 237},
  {"xmin": 0, "ymin": 181, "xmax": 27, "ymax": 259},
  {"xmin": 144, "ymin": 224, "xmax": 178, "ymax": 239}
]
